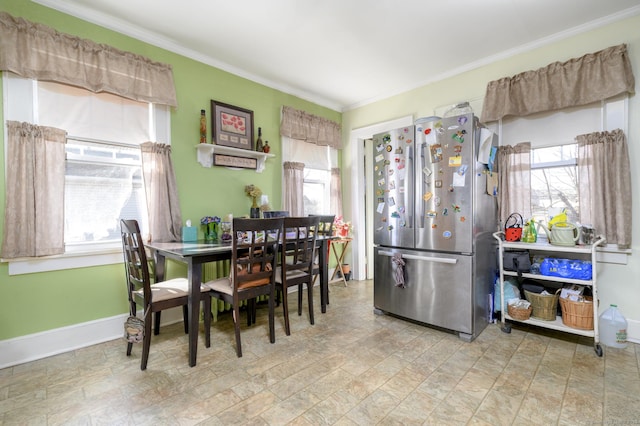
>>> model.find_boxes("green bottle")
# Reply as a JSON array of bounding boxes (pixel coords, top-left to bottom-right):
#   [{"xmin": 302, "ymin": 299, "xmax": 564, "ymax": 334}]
[{"xmin": 522, "ymin": 219, "xmax": 537, "ymax": 243}]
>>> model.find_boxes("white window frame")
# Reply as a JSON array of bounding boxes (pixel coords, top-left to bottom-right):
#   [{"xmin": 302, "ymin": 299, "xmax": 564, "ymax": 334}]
[{"xmin": 2, "ymin": 73, "xmax": 170, "ymax": 275}]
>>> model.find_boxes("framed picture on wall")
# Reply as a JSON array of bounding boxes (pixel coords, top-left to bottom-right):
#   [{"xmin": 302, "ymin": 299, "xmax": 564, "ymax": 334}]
[{"xmin": 211, "ymin": 100, "xmax": 254, "ymax": 150}]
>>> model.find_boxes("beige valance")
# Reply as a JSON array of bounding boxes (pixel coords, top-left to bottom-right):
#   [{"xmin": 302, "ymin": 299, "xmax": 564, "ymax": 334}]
[
  {"xmin": 481, "ymin": 44, "xmax": 635, "ymax": 122},
  {"xmin": 0, "ymin": 12, "xmax": 177, "ymax": 107},
  {"xmin": 280, "ymin": 106, "xmax": 342, "ymax": 149}
]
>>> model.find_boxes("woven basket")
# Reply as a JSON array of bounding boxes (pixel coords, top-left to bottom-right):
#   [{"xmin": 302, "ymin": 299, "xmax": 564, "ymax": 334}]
[
  {"xmin": 524, "ymin": 289, "xmax": 560, "ymax": 321},
  {"xmin": 507, "ymin": 303, "xmax": 532, "ymax": 321},
  {"xmin": 560, "ymin": 296, "xmax": 594, "ymax": 330}
]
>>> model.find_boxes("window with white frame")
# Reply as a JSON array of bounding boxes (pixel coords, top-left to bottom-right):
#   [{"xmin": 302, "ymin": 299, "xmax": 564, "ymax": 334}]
[
  {"xmin": 281, "ymin": 136, "xmax": 337, "ymax": 215},
  {"xmin": 500, "ymin": 95, "xmax": 627, "ymax": 239},
  {"xmin": 3, "ymin": 72, "xmax": 170, "ymax": 272}
]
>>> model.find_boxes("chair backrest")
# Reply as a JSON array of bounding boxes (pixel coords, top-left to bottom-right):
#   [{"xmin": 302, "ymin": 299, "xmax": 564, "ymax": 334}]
[
  {"xmin": 231, "ymin": 218, "xmax": 283, "ymax": 292},
  {"xmin": 310, "ymin": 214, "xmax": 335, "ymax": 237},
  {"xmin": 282, "ymin": 216, "xmax": 319, "ymax": 274},
  {"xmin": 262, "ymin": 210, "xmax": 290, "ymax": 218},
  {"xmin": 120, "ymin": 219, "xmax": 152, "ymax": 312}
]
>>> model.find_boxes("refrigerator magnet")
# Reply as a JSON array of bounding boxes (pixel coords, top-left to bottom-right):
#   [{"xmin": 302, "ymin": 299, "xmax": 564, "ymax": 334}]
[
  {"xmin": 442, "ymin": 230, "xmax": 452, "ymax": 239},
  {"xmin": 448, "ymin": 156, "xmax": 462, "ymax": 167},
  {"xmin": 395, "ymin": 146, "xmax": 403, "ymax": 154},
  {"xmin": 391, "ymin": 211, "xmax": 400, "ymax": 218},
  {"xmin": 458, "ymin": 164, "xmax": 468, "ymax": 175},
  {"xmin": 452, "ymin": 204, "xmax": 461, "ymax": 212},
  {"xmin": 423, "ymin": 192, "xmax": 433, "ymax": 201},
  {"xmin": 452, "ymin": 173, "xmax": 465, "ymax": 187},
  {"xmin": 383, "ymin": 134, "xmax": 391, "ymax": 143},
  {"xmin": 453, "ymin": 145, "xmax": 462, "ymax": 153},
  {"xmin": 377, "ymin": 178, "xmax": 385, "ymax": 186},
  {"xmin": 375, "ymin": 154, "xmax": 384, "ymax": 163},
  {"xmin": 386, "ymin": 145, "xmax": 393, "ymax": 152},
  {"xmin": 389, "ymin": 197, "xmax": 395, "ymax": 206},
  {"xmin": 434, "ymin": 196, "xmax": 441, "ymax": 206},
  {"xmin": 423, "ymin": 167, "xmax": 432, "ymax": 176},
  {"xmin": 442, "ymin": 208, "xmax": 448, "ymax": 216},
  {"xmin": 376, "ymin": 144, "xmax": 384, "ymax": 152},
  {"xmin": 430, "ymin": 144, "xmax": 443, "ymax": 163},
  {"xmin": 376, "ymin": 203, "xmax": 385, "ymax": 214},
  {"xmin": 435, "ymin": 180, "xmax": 442, "ymax": 188},
  {"xmin": 458, "ymin": 116, "xmax": 468, "ymax": 125},
  {"xmin": 388, "ymin": 169, "xmax": 394, "ymax": 176},
  {"xmin": 426, "ymin": 210, "xmax": 437, "ymax": 218}
]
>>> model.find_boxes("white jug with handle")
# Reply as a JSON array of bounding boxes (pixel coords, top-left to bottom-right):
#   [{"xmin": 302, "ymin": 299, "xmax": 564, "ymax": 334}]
[{"xmin": 537, "ymin": 221, "xmax": 581, "ymax": 246}]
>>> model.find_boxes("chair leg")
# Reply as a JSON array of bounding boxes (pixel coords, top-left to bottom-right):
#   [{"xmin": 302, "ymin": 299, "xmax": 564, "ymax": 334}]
[
  {"xmin": 307, "ymin": 280, "xmax": 315, "ymax": 325},
  {"xmin": 204, "ymin": 297, "xmax": 212, "ymax": 348},
  {"xmin": 268, "ymin": 288, "xmax": 276, "ymax": 344},
  {"xmin": 154, "ymin": 312, "xmax": 161, "ymax": 335},
  {"xmin": 281, "ymin": 286, "xmax": 291, "ymax": 336},
  {"xmin": 232, "ymin": 305, "xmax": 243, "ymax": 357},
  {"xmin": 141, "ymin": 310, "xmax": 153, "ymax": 370},
  {"xmin": 298, "ymin": 284, "xmax": 303, "ymax": 316},
  {"xmin": 126, "ymin": 342, "xmax": 133, "ymax": 356}
]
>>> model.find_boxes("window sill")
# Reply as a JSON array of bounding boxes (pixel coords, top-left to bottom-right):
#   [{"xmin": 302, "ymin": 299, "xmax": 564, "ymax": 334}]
[{"xmin": 3, "ymin": 248, "xmax": 123, "ymax": 276}]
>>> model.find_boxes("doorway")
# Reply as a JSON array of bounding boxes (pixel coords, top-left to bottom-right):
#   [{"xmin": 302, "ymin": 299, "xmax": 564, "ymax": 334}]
[{"xmin": 349, "ymin": 116, "xmax": 413, "ymax": 280}]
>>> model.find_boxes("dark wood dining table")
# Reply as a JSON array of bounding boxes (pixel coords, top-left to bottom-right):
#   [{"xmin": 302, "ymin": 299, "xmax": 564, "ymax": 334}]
[{"xmin": 146, "ymin": 235, "xmax": 333, "ymax": 367}]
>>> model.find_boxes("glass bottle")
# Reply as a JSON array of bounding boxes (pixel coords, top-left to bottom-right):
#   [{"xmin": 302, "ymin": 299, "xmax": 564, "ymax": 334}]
[
  {"xmin": 256, "ymin": 127, "xmax": 264, "ymax": 152},
  {"xmin": 199, "ymin": 109, "xmax": 207, "ymax": 143},
  {"xmin": 262, "ymin": 141, "xmax": 270, "ymax": 153}
]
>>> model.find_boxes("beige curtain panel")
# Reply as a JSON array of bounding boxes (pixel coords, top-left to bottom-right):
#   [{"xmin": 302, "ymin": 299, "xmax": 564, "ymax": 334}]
[
  {"xmin": 140, "ymin": 142, "xmax": 183, "ymax": 242},
  {"xmin": 577, "ymin": 129, "xmax": 631, "ymax": 249},
  {"xmin": 481, "ymin": 44, "xmax": 635, "ymax": 122},
  {"xmin": 283, "ymin": 161, "xmax": 305, "ymax": 217},
  {"xmin": 0, "ymin": 12, "xmax": 177, "ymax": 107},
  {"xmin": 280, "ymin": 106, "xmax": 342, "ymax": 149},
  {"xmin": 497, "ymin": 142, "xmax": 531, "ymax": 226},
  {"xmin": 1, "ymin": 122, "xmax": 67, "ymax": 259}
]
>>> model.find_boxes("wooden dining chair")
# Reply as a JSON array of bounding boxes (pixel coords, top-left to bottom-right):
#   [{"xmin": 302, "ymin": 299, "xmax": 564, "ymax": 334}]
[
  {"xmin": 120, "ymin": 219, "xmax": 212, "ymax": 370},
  {"xmin": 262, "ymin": 210, "xmax": 289, "ymax": 218},
  {"xmin": 204, "ymin": 218, "xmax": 283, "ymax": 357},
  {"xmin": 309, "ymin": 214, "xmax": 335, "ymax": 286},
  {"xmin": 276, "ymin": 216, "xmax": 319, "ymax": 335}
]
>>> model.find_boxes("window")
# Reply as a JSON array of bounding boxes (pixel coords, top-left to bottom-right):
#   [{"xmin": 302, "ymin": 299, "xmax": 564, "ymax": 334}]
[
  {"xmin": 3, "ymin": 72, "xmax": 169, "ymax": 273},
  {"xmin": 303, "ymin": 168, "xmax": 331, "ymax": 215},
  {"xmin": 531, "ymin": 144, "xmax": 579, "ymax": 224},
  {"xmin": 281, "ymin": 136, "xmax": 337, "ymax": 215}
]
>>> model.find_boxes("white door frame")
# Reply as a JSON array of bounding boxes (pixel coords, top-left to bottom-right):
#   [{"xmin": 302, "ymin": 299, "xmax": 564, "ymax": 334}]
[{"xmin": 350, "ymin": 116, "xmax": 413, "ymax": 280}]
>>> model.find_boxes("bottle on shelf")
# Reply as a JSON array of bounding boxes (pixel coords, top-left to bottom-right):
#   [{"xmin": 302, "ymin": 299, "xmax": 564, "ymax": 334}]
[
  {"xmin": 256, "ymin": 127, "xmax": 264, "ymax": 152},
  {"xmin": 199, "ymin": 109, "xmax": 207, "ymax": 143},
  {"xmin": 521, "ymin": 219, "xmax": 537, "ymax": 243},
  {"xmin": 263, "ymin": 141, "xmax": 270, "ymax": 153}
]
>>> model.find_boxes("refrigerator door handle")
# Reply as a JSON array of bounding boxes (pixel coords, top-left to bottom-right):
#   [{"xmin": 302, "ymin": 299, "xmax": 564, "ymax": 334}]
[
  {"xmin": 417, "ymin": 142, "xmax": 426, "ymax": 228},
  {"xmin": 406, "ymin": 145, "xmax": 414, "ymax": 228},
  {"xmin": 378, "ymin": 250, "xmax": 458, "ymax": 264}
]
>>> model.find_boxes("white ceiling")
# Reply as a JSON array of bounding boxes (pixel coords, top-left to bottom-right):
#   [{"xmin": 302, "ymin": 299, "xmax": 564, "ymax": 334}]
[{"xmin": 34, "ymin": 0, "xmax": 640, "ymax": 112}]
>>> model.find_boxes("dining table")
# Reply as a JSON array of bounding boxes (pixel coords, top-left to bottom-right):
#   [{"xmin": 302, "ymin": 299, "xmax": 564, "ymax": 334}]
[{"xmin": 146, "ymin": 234, "xmax": 333, "ymax": 367}]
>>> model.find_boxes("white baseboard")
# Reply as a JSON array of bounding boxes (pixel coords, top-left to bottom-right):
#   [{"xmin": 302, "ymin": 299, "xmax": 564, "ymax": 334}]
[
  {"xmin": 0, "ymin": 307, "xmax": 184, "ymax": 369},
  {"xmin": 1, "ymin": 310, "xmax": 638, "ymax": 369}
]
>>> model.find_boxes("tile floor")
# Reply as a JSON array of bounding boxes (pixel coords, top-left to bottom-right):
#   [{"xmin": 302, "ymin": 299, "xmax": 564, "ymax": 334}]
[{"xmin": 1, "ymin": 279, "xmax": 639, "ymax": 425}]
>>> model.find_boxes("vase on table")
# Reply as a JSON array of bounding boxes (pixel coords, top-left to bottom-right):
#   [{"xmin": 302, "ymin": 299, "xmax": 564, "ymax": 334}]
[
  {"xmin": 250, "ymin": 197, "xmax": 260, "ymax": 218},
  {"xmin": 204, "ymin": 222, "xmax": 218, "ymax": 242}
]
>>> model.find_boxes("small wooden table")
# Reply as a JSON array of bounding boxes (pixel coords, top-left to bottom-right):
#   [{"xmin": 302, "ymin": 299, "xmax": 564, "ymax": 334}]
[{"xmin": 330, "ymin": 237, "xmax": 352, "ymax": 286}]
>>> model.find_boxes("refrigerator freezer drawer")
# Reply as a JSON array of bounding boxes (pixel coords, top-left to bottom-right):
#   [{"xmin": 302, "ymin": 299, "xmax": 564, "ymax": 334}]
[{"xmin": 374, "ymin": 247, "xmax": 473, "ymax": 334}]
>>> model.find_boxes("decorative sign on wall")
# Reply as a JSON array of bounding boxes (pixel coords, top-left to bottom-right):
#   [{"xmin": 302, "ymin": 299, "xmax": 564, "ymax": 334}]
[{"xmin": 213, "ymin": 154, "xmax": 257, "ymax": 169}]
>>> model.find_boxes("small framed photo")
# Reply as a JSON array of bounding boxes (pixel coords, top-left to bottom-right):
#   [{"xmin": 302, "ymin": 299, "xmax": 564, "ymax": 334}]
[{"xmin": 211, "ymin": 100, "xmax": 254, "ymax": 150}]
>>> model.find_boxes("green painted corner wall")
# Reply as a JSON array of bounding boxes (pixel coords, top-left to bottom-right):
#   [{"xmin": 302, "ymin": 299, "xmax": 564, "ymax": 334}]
[{"xmin": 0, "ymin": 0, "xmax": 340, "ymax": 340}]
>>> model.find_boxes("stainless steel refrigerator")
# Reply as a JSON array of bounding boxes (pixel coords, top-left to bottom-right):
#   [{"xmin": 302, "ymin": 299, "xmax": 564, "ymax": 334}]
[{"xmin": 372, "ymin": 112, "xmax": 498, "ymax": 341}]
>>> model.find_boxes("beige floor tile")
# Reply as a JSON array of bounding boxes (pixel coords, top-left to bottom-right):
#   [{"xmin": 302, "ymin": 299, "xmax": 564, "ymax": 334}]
[{"xmin": 1, "ymin": 280, "xmax": 638, "ymax": 425}]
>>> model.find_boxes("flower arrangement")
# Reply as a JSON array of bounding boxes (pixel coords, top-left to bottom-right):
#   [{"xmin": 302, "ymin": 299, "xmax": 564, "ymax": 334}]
[
  {"xmin": 245, "ymin": 184, "xmax": 262, "ymax": 208},
  {"xmin": 333, "ymin": 215, "xmax": 352, "ymax": 237},
  {"xmin": 201, "ymin": 215, "xmax": 221, "ymax": 241}
]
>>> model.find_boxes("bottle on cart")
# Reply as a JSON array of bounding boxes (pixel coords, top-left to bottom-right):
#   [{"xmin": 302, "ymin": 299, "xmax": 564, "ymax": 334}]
[
  {"xmin": 256, "ymin": 127, "xmax": 264, "ymax": 152},
  {"xmin": 522, "ymin": 219, "xmax": 537, "ymax": 243},
  {"xmin": 599, "ymin": 304, "xmax": 628, "ymax": 348}
]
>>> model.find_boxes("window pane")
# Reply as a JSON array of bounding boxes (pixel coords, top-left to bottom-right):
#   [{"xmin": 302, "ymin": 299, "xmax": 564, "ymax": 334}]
[
  {"xmin": 531, "ymin": 166, "xmax": 579, "ymax": 223},
  {"xmin": 64, "ymin": 141, "xmax": 148, "ymax": 245},
  {"xmin": 303, "ymin": 168, "xmax": 330, "ymax": 215}
]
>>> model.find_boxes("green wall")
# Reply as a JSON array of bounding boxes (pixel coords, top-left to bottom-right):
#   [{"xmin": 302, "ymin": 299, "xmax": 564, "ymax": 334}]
[{"xmin": 0, "ymin": 0, "xmax": 340, "ymax": 340}]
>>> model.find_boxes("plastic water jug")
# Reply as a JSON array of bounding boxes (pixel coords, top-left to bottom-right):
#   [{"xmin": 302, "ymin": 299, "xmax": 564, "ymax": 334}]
[{"xmin": 599, "ymin": 304, "xmax": 628, "ymax": 348}]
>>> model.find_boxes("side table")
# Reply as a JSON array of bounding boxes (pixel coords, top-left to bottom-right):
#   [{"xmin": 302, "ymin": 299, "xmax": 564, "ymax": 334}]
[{"xmin": 330, "ymin": 237, "xmax": 352, "ymax": 286}]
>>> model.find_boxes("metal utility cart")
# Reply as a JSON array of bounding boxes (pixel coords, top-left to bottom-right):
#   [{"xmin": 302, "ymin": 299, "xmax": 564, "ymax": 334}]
[{"xmin": 493, "ymin": 231, "xmax": 605, "ymax": 356}]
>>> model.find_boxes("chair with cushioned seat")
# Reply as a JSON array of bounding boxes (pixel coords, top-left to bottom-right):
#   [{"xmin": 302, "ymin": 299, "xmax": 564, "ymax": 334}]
[
  {"xmin": 276, "ymin": 216, "xmax": 319, "ymax": 335},
  {"xmin": 309, "ymin": 214, "xmax": 335, "ymax": 286},
  {"xmin": 120, "ymin": 219, "xmax": 212, "ymax": 370},
  {"xmin": 204, "ymin": 217, "xmax": 283, "ymax": 357}
]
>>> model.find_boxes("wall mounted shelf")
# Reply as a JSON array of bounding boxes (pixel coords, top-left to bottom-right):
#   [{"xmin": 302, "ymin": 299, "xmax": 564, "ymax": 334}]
[{"xmin": 195, "ymin": 144, "xmax": 274, "ymax": 172}]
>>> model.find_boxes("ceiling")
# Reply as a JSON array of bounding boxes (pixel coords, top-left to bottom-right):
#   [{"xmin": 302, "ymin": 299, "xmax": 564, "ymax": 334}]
[{"xmin": 34, "ymin": 0, "xmax": 640, "ymax": 112}]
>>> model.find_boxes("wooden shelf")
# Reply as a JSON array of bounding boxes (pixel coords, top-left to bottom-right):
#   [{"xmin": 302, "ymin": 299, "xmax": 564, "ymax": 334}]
[{"xmin": 195, "ymin": 144, "xmax": 274, "ymax": 172}]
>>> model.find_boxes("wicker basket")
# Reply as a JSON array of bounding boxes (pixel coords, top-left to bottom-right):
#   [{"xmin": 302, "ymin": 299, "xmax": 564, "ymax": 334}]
[
  {"xmin": 524, "ymin": 289, "xmax": 560, "ymax": 321},
  {"xmin": 559, "ymin": 296, "xmax": 594, "ymax": 330},
  {"xmin": 507, "ymin": 303, "xmax": 532, "ymax": 321}
]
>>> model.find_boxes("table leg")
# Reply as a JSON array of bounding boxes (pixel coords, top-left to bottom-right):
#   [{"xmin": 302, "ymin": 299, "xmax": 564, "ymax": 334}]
[
  {"xmin": 187, "ymin": 260, "xmax": 202, "ymax": 367},
  {"xmin": 319, "ymin": 239, "xmax": 329, "ymax": 313},
  {"xmin": 331, "ymin": 240, "xmax": 350, "ymax": 287}
]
